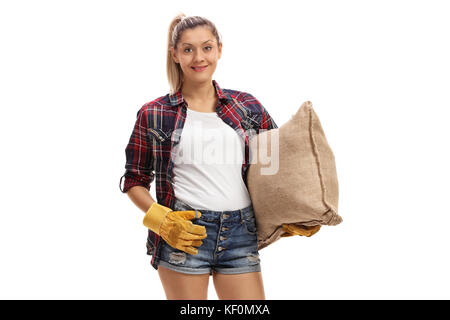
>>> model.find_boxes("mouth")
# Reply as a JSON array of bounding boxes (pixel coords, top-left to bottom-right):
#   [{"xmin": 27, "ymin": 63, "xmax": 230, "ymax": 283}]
[{"xmin": 191, "ymin": 65, "xmax": 208, "ymax": 72}]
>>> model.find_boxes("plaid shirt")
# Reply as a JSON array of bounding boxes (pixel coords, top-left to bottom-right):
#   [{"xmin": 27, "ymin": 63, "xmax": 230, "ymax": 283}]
[{"xmin": 119, "ymin": 79, "xmax": 278, "ymax": 269}]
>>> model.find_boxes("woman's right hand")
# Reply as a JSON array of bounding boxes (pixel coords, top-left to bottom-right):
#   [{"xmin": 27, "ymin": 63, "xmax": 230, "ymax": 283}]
[{"xmin": 143, "ymin": 202, "xmax": 207, "ymax": 255}]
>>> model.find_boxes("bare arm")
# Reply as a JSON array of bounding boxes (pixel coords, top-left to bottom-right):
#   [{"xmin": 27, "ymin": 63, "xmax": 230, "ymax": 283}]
[{"xmin": 126, "ymin": 186, "xmax": 156, "ymax": 213}]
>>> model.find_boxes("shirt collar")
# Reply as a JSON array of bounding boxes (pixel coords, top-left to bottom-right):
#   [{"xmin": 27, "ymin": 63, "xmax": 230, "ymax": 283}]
[{"xmin": 169, "ymin": 79, "xmax": 230, "ymax": 107}]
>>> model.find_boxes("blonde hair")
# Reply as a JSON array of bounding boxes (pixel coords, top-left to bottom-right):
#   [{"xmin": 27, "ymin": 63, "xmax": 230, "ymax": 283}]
[{"xmin": 166, "ymin": 13, "xmax": 222, "ymax": 95}]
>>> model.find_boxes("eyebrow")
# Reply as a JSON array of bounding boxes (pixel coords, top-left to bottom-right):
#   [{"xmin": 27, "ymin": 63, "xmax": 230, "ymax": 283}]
[{"xmin": 182, "ymin": 40, "xmax": 214, "ymax": 46}]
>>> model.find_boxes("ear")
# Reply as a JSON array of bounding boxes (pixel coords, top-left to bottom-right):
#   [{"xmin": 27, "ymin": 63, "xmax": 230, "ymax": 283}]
[
  {"xmin": 218, "ymin": 42, "xmax": 222, "ymax": 59},
  {"xmin": 170, "ymin": 46, "xmax": 179, "ymax": 64}
]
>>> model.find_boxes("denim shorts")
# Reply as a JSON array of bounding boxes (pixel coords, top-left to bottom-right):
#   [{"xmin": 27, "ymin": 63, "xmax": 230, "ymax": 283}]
[{"xmin": 156, "ymin": 198, "xmax": 261, "ymax": 275}]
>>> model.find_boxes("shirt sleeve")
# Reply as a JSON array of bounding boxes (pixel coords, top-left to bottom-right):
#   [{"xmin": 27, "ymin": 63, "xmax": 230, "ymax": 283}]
[
  {"xmin": 119, "ymin": 107, "xmax": 155, "ymax": 193},
  {"xmin": 259, "ymin": 103, "xmax": 278, "ymax": 131}
]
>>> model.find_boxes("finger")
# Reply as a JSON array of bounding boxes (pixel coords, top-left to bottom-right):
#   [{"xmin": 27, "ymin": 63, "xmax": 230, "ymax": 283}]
[
  {"xmin": 172, "ymin": 210, "xmax": 202, "ymax": 220},
  {"xmin": 290, "ymin": 224, "xmax": 321, "ymax": 234},
  {"xmin": 281, "ymin": 232, "xmax": 294, "ymax": 237},
  {"xmin": 281, "ymin": 224, "xmax": 295, "ymax": 237},
  {"xmin": 307, "ymin": 225, "xmax": 321, "ymax": 236},
  {"xmin": 179, "ymin": 230, "xmax": 207, "ymax": 241},
  {"xmin": 284, "ymin": 224, "xmax": 321, "ymax": 237},
  {"xmin": 190, "ymin": 239, "xmax": 203, "ymax": 247},
  {"xmin": 174, "ymin": 236, "xmax": 205, "ymax": 247},
  {"xmin": 187, "ymin": 223, "xmax": 207, "ymax": 236},
  {"xmin": 181, "ymin": 239, "xmax": 203, "ymax": 247},
  {"xmin": 175, "ymin": 238, "xmax": 195, "ymax": 247},
  {"xmin": 183, "ymin": 246, "xmax": 199, "ymax": 255}
]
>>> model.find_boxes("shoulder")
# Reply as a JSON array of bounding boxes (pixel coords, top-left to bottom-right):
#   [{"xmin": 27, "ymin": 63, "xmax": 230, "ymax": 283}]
[
  {"xmin": 222, "ymin": 86, "xmax": 277, "ymax": 130},
  {"xmin": 141, "ymin": 94, "xmax": 172, "ymax": 112},
  {"xmin": 222, "ymin": 88, "xmax": 265, "ymax": 115},
  {"xmin": 135, "ymin": 94, "xmax": 173, "ymax": 118}
]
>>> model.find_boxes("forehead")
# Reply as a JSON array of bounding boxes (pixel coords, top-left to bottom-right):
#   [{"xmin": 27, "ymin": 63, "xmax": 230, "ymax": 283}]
[{"xmin": 179, "ymin": 26, "xmax": 215, "ymax": 45}]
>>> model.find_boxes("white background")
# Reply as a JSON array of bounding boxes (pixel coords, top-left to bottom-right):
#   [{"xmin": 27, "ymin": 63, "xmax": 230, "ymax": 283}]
[{"xmin": 1, "ymin": 0, "xmax": 449, "ymax": 299}]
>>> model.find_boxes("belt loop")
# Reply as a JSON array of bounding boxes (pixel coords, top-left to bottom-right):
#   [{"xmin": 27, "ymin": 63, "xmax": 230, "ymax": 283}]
[{"xmin": 239, "ymin": 208, "xmax": 244, "ymax": 223}]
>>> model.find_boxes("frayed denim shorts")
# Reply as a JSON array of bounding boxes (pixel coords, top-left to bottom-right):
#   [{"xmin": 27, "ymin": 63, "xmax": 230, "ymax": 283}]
[{"xmin": 156, "ymin": 198, "xmax": 261, "ymax": 275}]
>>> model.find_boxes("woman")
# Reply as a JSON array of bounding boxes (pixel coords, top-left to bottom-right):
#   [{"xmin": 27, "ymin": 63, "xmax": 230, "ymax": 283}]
[{"xmin": 119, "ymin": 13, "xmax": 278, "ymax": 300}]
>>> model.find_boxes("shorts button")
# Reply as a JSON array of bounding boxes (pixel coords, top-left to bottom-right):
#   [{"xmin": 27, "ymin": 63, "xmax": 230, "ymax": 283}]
[{"xmin": 223, "ymin": 214, "xmax": 230, "ymax": 219}]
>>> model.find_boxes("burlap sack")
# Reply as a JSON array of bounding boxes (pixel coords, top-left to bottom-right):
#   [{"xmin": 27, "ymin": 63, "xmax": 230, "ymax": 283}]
[{"xmin": 247, "ymin": 101, "xmax": 342, "ymax": 250}]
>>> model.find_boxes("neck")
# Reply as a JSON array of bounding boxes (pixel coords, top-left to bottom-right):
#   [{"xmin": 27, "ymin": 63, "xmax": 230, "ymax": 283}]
[{"xmin": 181, "ymin": 79, "xmax": 216, "ymax": 101}]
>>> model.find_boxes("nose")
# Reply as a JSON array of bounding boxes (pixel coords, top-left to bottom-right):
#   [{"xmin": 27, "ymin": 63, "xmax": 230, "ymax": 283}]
[{"xmin": 194, "ymin": 49, "xmax": 206, "ymax": 63}]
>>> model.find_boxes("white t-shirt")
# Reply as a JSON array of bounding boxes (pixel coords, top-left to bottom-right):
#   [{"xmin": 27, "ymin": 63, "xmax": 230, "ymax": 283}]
[{"xmin": 172, "ymin": 107, "xmax": 252, "ymax": 211}]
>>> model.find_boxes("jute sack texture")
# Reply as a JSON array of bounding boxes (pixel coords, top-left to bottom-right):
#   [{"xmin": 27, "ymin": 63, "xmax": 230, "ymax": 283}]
[{"xmin": 247, "ymin": 101, "xmax": 342, "ymax": 250}]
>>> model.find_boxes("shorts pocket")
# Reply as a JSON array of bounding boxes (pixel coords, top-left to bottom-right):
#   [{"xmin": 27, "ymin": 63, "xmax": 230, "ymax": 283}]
[{"xmin": 242, "ymin": 211, "xmax": 257, "ymax": 235}]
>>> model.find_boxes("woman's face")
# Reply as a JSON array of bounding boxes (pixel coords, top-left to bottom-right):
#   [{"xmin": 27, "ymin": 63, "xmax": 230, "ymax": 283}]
[{"xmin": 171, "ymin": 26, "xmax": 222, "ymax": 84}]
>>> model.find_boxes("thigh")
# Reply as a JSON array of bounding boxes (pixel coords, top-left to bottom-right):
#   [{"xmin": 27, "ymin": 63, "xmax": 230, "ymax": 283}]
[
  {"xmin": 157, "ymin": 265, "xmax": 210, "ymax": 300},
  {"xmin": 212, "ymin": 270, "xmax": 266, "ymax": 300}
]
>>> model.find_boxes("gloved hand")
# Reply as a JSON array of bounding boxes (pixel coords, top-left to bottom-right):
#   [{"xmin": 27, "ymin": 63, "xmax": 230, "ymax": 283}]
[
  {"xmin": 281, "ymin": 223, "xmax": 321, "ymax": 237},
  {"xmin": 143, "ymin": 202, "xmax": 207, "ymax": 255}
]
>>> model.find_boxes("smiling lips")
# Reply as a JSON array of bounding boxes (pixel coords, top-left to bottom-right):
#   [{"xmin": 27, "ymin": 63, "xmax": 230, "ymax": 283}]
[{"xmin": 191, "ymin": 65, "xmax": 208, "ymax": 72}]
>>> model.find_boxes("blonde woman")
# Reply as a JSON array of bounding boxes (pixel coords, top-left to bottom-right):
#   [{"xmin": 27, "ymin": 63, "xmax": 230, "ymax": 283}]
[{"xmin": 120, "ymin": 13, "xmax": 279, "ymax": 300}]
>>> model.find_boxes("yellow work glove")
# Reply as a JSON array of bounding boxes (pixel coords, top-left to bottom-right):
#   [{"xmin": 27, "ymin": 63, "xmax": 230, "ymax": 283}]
[
  {"xmin": 143, "ymin": 202, "xmax": 207, "ymax": 255},
  {"xmin": 281, "ymin": 223, "xmax": 321, "ymax": 237}
]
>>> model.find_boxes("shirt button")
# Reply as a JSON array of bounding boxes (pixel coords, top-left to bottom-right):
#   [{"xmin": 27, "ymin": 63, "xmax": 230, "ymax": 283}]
[
  {"xmin": 223, "ymin": 214, "xmax": 230, "ymax": 219},
  {"xmin": 219, "ymin": 236, "xmax": 226, "ymax": 241},
  {"xmin": 217, "ymin": 246, "xmax": 224, "ymax": 251},
  {"xmin": 221, "ymin": 227, "xmax": 228, "ymax": 232}
]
